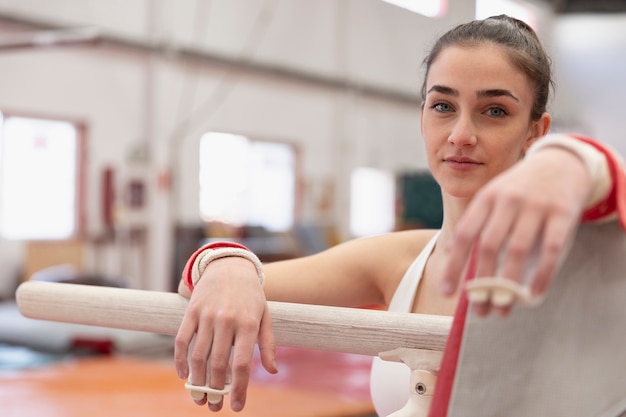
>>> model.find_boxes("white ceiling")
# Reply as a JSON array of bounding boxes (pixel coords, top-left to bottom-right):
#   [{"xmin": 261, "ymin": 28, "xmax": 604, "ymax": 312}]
[{"xmin": 0, "ymin": 1, "xmax": 624, "ymax": 151}]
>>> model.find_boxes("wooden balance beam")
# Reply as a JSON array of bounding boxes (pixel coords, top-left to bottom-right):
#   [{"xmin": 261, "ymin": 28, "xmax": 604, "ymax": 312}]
[{"xmin": 16, "ymin": 281, "xmax": 451, "ymax": 357}]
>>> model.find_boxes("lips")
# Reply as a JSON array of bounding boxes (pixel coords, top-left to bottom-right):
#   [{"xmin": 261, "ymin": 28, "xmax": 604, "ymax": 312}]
[
  {"xmin": 444, "ymin": 156, "xmax": 481, "ymax": 164},
  {"xmin": 443, "ymin": 155, "xmax": 482, "ymax": 170}
]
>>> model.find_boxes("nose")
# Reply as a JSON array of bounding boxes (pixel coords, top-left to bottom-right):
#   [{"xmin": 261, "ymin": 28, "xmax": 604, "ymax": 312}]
[{"xmin": 448, "ymin": 114, "xmax": 477, "ymax": 147}]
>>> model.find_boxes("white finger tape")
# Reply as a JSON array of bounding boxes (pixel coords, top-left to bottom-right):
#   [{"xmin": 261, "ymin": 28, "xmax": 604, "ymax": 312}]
[
  {"xmin": 466, "ymin": 277, "xmax": 545, "ymax": 308},
  {"xmin": 185, "ymin": 380, "xmax": 233, "ymax": 404}
]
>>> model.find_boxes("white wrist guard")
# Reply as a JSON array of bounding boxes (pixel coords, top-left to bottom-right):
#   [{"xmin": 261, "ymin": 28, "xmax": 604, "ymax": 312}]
[
  {"xmin": 191, "ymin": 247, "xmax": 265, "ymax": 288},
  {"xmin": 526, "ymin": 134, "xmax": 611, "ymax": 209}
]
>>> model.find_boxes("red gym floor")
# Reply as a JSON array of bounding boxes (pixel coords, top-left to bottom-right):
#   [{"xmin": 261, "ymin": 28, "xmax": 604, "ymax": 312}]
[{"xmin": 0, "ymin": 346, "xmax": 376, "ymax": 417}]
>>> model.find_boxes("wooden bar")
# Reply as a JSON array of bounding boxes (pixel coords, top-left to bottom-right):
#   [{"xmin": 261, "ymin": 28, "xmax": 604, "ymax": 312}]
[{"xmin": 16, "ymin": 281, "xmax": 451, "ymax": 356}]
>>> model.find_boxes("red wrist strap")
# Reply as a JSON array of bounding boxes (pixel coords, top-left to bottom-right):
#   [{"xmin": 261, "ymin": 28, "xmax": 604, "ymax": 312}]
[
  {"xmin": 182, "ymin": 241, "xmax": 251, "ymax": 291},
  {"xmin": 573, "ymin": 135, "xmax": 626, "ymax": 231}
]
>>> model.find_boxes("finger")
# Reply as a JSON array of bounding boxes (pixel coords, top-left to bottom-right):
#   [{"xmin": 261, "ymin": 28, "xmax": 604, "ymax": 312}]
[
  {"xmin": 174, "ymin": 312, "xmax": 197, "ymax": 380},
  {"xmin": 470, "ymin": 189, "xmax": 545, "ymax": 315},
  {"xmin": 471, "ymin": 301, "xmax": 492, "ymax": 317},
  {"xmin": 531, "ymin": 215, "xmax": 575, "ymax": 296},
  {"xmin": 189, "ymin": 324, "xmax": 215, "ymax": 406},
  {"xmin": 467, "ymin": 279, "xmax": 513, "ymax": 316},
  {"xmin": 258, "ymin": 305, "xmax": 278, "ymax": 375},
  {"xmin": 230, "ymin": 329, "xmax": 258, "ymax": 411},
  {"xmin": 492, "ymin": 304, "xmax": 513, "ymax": 317},
  {"xmin": 442, "ymin": 192, "xmax": 493, "ymax": 295},
  {"xmin": 206, "ymin": 319, "xmax": 234, "ymax": 411},
  {"xmin": 498, "ymin": 209, "xmax": 544, "ymax": 287},
  {"xmin": 472, "ymin": 197, "xmax": 519, "ymax": 281},
  {"xmin": 468, "ymin": 282, "xmax": 513, "ymax": 316},
  {"xmin": 479, "ymin": 207, "xmax": 543, "ymax": 315},
  {"xmin": 467, "ymin": 281, "xmax": 490, "ymax": 315}
]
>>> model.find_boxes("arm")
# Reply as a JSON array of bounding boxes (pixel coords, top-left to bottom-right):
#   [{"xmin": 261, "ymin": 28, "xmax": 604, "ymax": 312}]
[
  {"xmin": 175, "ymin": 228, "xmax": 434, "ymax": 412},
  {"xmin": 441, "ymin": 134, "xmax": 624, "ymax": 316},
  {"xmin": 263, "ymin": 229, "xmax": 436, "ymax": 308}
]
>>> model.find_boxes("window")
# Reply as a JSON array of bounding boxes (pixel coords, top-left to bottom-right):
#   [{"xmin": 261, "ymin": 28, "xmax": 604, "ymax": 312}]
[
  {"xmin": 0, "ymin": 114, "xmax": 82, "ymax": 240},
  {"xmin": 350, "ymin": 167, "xmax": 395, "ymax": 237},
  {"xmin": 199, "ymin": 132, "xmax": 296, "ymax": 232},
  {"xmin": 380, "ymin": 0, "xmax": 447, "ymax": 18}
]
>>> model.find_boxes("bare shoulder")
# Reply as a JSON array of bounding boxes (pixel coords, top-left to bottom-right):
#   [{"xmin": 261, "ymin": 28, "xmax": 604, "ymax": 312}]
[
  {"xmin": 337, "ymin": 229, "xmax": 439, "ymax": 304},
  {"xmin": 310, "ymin": 228, "xmax": 438, "ymax": 261},
  {"xmin": 359, "ymin": 229, "xmax": 439, "ymax": 252},
  {"xmin": 314, "ymin": 228, "xmax": 437, "ymax": 261}
]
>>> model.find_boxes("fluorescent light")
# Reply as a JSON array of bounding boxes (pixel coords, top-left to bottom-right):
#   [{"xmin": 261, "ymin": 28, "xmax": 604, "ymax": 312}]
[{"xmin": 380, "ymin": 0, "xmax": 447, "ymax": 18}]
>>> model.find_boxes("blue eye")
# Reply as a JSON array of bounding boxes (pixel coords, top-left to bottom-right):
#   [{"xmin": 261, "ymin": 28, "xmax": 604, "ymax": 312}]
[
  {"xmin": 431, "ymin": 102, "xmax": 453, "ymax": 113},
  {"xmin": 487, "ymin": 107, "xmax": 507, "ymax": 118}
]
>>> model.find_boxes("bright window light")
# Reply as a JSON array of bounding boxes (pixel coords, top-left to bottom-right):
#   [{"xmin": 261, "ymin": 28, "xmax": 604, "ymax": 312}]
[
  {"xmin": 380, "ymin": 0, "xmax": 447, "ymax": 18},
  {"xmin": 350, "ymin": 167, "xmax": 395, "ymax": 237},
  {"xmin": 476, "ymin": 0, "xmax": 537, "ymax": 30},
  {"xmin": 0, "ymin": 115, "xmax": 79, "ymax": 239},
  {"xmin": 199, "ymin": 132, "xmax": 295, "ymax": 232}
]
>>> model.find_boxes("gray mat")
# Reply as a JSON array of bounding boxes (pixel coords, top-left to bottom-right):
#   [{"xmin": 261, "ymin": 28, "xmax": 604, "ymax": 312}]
[
  {"xmin": 448, "ymin": 222, "xmax": 626, "ymax": 416},
  {"xmin": 0, "ymin": 301, "xmax": 174, "ymax": 356}
]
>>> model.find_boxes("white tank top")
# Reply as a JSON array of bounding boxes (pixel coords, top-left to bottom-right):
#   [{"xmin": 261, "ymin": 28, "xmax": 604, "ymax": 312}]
[{"xmin": 369, "ymin": 231, "xmax": 440, "ymax": 416}]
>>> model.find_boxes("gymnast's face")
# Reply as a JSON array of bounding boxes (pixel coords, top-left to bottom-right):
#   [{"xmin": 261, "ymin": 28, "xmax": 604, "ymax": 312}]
[{"xmin": 420, "ymin": 43, "xmax": 550, "ymax": 200}]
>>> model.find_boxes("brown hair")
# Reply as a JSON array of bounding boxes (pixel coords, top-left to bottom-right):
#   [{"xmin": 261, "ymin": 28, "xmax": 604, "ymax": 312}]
[{"xmin": 421, "ymin": 15, "xmax": 553, "ymax": 121}]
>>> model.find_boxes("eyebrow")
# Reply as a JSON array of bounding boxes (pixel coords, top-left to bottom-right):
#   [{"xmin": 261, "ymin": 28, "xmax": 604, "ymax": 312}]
[
  {"xmin": 427, "ymin": 85, "xmax": 457, "ymax": 96},
  {"xmin": 427, "ymin": 85, "xmax": 520, "ymax": 102},
  {"xmin": 477, "ymin": 88, "xmax": 520, "ymax": 102}
]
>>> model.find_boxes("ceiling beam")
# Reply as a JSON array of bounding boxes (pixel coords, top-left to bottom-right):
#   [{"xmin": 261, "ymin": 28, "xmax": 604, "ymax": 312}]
[{"xmin": 0, "ymin": 12, "xmax": 423, "ymax": 108}]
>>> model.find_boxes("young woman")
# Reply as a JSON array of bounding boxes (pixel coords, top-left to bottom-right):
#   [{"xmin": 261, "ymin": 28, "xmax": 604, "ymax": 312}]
[{"xmin": 174, "ymin": 15, "xmax": 624, "ymax": 416}]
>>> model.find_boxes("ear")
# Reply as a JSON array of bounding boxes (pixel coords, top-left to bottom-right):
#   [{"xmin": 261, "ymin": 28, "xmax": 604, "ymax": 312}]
[{"xmin": 523, "ymin": 112, "xmax": 551, "ymax": 153}]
